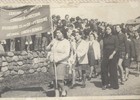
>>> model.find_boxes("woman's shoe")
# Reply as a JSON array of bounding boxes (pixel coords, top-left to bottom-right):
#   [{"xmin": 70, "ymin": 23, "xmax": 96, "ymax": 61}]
[
  {"xmin": 106, "ymin": 84, "xmax": 111, "ymax": 89},
  {"xmin": 102, "ymin": 86, "xmax": 107, "ymax": 90},
  {"xmin": 124, "ymin": 77, "xmax": 128, "ymax": 81},
  {"xmin": 113, "ymin": 87, "xmax": 119, "ymax": 90},
  {"xmin": 81, "ymin": 84, "xmax": 86, "ymax": 88},
  {"xmin": 120, "ymin": 78, "xmax": 125, "ymax": 85},
  {"xmin": 120, "ymin": 81, "xmax": 124, "ymax": 85},
  {"xmin": 135, "ymin": 73, "xmax": 140, "ymax": 77},
  {"xmin": 88, "ymin": 77, "xmax": 91, "ymax": 81},
  {"xmin": 48, "ymin": 83, "xmax": 54, "ymax": 89},
  {"xmin": 61, "ymin": 90, "xmax": 67, "ymax": 97},
  {"xmin": 78, "ymin": 78, "xmax": 82, "ymax": 82},
  {"xmin": 70, "ymin": 84, "xmax": 76, "ymax": 89},
  {"xmin": 93, "ymin": 73, "xmax": 98, "ymax": 78}
]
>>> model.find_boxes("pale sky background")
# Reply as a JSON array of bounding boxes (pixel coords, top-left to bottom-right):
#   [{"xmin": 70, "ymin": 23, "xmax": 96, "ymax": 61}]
[{"xmin": 51, "ymin": 2, "xmax": 140, "ymax": 24}]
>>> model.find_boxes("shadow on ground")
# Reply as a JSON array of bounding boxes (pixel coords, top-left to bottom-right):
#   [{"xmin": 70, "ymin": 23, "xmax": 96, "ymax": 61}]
[
  {"xmin": 46, "ymin": 90, "xmax": 55, "ymax": 97},
  {"xmin": 90, "ymin": 81, "xmax": 102, "ymax": 88}
]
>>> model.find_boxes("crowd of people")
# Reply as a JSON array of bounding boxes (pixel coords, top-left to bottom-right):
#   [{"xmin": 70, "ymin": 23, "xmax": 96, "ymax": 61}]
[
  {"xmin": 0, "ymin": 32, "xmax": 51, "ymax": 52},
  {"xmin": 0, "ymin": 14, "xmax": 140, "ymax": 97},
  {"xmin": 46, "ymin": 14, "xmax": 140, "ymax": 97}
]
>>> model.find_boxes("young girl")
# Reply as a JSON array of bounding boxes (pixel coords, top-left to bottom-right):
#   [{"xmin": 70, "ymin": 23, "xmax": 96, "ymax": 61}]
[
  {"xmin": 116, "ymin": 25, "xmax": 127, "ymax": 85},
  {"xmin": 67, "ymin": 32, "xmax": 77, "ymax": 88},
  {"xmin": 122, "ymin": 32, "xmax": 135, "ymax": 81},
  {"xmin": 88, "ymin": 31, "xmax": 101, "ymax": 80},
  {"xmin": 133, "ymin": 30, "xmax": 140, "ymax": 77},
  {"xmin": 75, "ymin": 31, "xmax": 89, "ymax": 88}
]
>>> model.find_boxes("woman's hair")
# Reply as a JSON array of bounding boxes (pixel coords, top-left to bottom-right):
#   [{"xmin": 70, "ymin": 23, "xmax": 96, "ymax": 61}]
[
  {"xmin": 61, "ymin": 19, "xmax": 66, "ymax": 26},
  {"xmin": 125, "ymin": 32, "xmax": 131, "ymax": 39},
  {"xmin": 70, "ymin": 17, "xmax": 75, "ymax": 22},
  {"xmin": 69, "ymin": 24, "xmax": 74, "ymax": 28},
  {"xmin": 104, "ymin": 25, "xmax": 113, "ymax": 36},
  {"xmin": 56, "ymin": 15, "xmax": 61, "ymax": 20},
  {"xmin": 73, "ymin": 30, "xmax": 83, "ymax": 37},
  {"xmin": 71, "ymin": 32, "xmax": 75, "ymax": 37},
  {"xmin": 52, "ymin": 15, "xmax": 56, "ymax": 19},
  {"xmin": 115, "ymin": 24, "xmax": 122, "ymax": 30},
  {"xmin": 65, "ymin": 14, "xmax": 69, "ymax": 18},
  {"xmin": 89, "ymin": 31, "xmax": 96, "ymax": 39},
  {"xmin": 53, "ymin": 29, "xmax": 64, "ymax": 38},
  {"xmin": 83, "ymin": 18, "xmax": 88, "ymax": 22},
  {"xmin": 56, "ymin": 19, "xmax": 61, "ymax": 24},
  {"xmin": 76, "ymin": 16, "xmax": 80, "ymax": 21},
  {"xmin": 105, "ymin": 25, "xmax": 113, "ymax": 32}
]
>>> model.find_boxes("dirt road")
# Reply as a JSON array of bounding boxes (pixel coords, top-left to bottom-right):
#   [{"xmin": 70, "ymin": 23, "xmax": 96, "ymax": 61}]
[{"xmin": 1, "ymin": 72, "xmax": 140, "ymax": 98}]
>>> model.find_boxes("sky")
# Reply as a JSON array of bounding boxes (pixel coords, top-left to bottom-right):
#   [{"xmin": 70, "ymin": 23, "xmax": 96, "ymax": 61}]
[{"xmin": 51, "ymin": 2, "xmax": 140, "ymax": 24}]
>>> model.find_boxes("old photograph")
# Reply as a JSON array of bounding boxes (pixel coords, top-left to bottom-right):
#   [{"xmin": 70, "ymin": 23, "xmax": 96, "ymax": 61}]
[{"xmin": 0, "ymin": 0, "xmax": 140, "ymax": 98}]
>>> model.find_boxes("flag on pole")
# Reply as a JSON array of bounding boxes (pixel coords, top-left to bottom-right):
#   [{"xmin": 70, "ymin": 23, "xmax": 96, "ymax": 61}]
[{"xmin": 0, "ymin": 5, "xmax": 51, "ymax": 40}]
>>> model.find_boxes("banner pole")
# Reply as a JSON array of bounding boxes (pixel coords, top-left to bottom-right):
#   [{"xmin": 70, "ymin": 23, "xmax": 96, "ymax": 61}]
[
  {"xmin": 49, "ymin": 4, "xmax": 59, "ymax": 97},
  {"xmin": 50, "ymin": 4, "xmax": 54, "ymax": 39}
]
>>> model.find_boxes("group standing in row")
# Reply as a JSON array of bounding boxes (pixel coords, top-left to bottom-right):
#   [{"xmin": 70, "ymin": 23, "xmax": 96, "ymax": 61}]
[{"xmin": 46, "ymin": 14, "xmax": 140, "ymax": 96}]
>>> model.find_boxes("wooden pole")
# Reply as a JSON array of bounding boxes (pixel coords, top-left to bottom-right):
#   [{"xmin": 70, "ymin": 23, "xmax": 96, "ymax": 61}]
[{"xmin": 49, "ymin": 4, "xmax": 59, "ymax": 97}]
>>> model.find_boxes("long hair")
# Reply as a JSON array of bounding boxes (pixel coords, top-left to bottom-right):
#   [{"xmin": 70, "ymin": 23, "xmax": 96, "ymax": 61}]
[{"xmin": 104, "ymin": 25, "xmax": 114, "ymax": 37}]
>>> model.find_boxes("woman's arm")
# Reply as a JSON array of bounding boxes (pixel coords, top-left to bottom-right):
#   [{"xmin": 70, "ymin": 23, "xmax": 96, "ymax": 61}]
[
  {"xmin": 76, "ymin": 41, "xmax": 89, "ymax": 58},
  {"xmin": 109, "ymin": 35, "xmax": 119, "ymax": 59},
  {"xmin": 46, "ymin": 39, "xmax": 55, "ymax": 51},
  {"xmin": 54, "ymin": 40, "xmax": 71, "ymax": 63}
]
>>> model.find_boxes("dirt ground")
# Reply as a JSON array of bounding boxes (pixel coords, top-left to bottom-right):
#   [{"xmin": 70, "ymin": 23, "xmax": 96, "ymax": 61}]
[{"xmin": 1, "ymin": 71, "xmax": 140, "ymax": 98}]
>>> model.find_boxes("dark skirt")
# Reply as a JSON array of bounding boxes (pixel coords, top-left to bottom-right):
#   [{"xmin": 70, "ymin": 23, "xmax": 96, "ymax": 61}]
[
  {"xmin": 77, "ymin": 64, "xmax": 89, "ymax": 71},
  {"xmin": 88, "ymin": 44, "xmax": 97, "ymax": 66},
  {"xmin": 119, "ymin": 51, "xmax": 126, "ymax": 59},
  {"xmin": 122, "ymin": 58, "xmax": 131, "ymax": 68}
]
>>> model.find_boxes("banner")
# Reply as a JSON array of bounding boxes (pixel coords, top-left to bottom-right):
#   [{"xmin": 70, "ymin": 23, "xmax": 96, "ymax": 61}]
[{"xmin": 0, "ymin": 5, "xmax": 51, "ymax": 40}]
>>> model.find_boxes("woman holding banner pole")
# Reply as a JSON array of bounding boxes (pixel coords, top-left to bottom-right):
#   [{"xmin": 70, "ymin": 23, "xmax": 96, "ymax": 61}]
[{"xmin": 46, "ymin": 29, "xmax": 70, "ymax": 97}]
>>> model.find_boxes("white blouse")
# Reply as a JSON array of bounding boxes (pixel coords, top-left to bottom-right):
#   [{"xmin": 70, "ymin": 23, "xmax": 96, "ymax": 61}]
[
  {"xmin": 49, "ymin": 39, "xmax": 70, "ymax": 64},
  {"xmin": 89, "ymin": 40, "xmax": 101, "ymax": 60}
]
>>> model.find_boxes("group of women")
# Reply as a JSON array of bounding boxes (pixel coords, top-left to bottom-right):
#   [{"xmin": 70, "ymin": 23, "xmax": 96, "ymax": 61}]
[{"xmin": 46, "ymin": 15, "xmax": 140, "ymax": 97}]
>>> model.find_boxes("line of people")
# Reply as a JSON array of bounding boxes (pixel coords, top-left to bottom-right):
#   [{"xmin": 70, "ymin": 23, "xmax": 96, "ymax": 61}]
[
  {"xmin": 46, "ymin": 14, "xmax": 140, "ymax": 97},
  {"xmin": 0, "ymin": 32, "xmax": 51, "ymax": 52}
]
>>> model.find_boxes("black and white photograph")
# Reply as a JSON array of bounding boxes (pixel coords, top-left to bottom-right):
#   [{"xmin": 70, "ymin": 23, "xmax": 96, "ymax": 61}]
[{"xmin": 0, "ymin": 0, "xmax": 140, "ymax": 99}]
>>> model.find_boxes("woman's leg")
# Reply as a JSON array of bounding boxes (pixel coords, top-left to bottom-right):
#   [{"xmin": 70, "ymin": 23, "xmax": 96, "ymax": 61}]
[
  {"xmin": 70, "ymin": 64, "xmax": 76, "ymax": 88},
  {"xmin": 101, "ymin": 58, "xmax": 109, "ymax": 88},
  {"xmin": 88, "ymin": 66, "xmax": 94, "ymax": 80},
  {"xmin": 57, "ymin": 80, "xmax": 67, "ymax": 96},
  {"xmin": 138, "ymin": 62, "xmax": 140, "ymax": 73},
  {"xmin": 78, "ymin": 69, "xmax": 82, "ymax": 81},
  {"xmin": 109, "ymin": 58, "xmax": 119, "ymax": 89},
  {"xmin": 125, "ymin": 67, "xmax": 129, "ymax": 80},
  {"xmin": 81, "ymin": 70, "xmax": 86, "ymax": 88},
  {"xmin": 55, "ymin": 63, "xmax": 67, "ymax": 96},
  {"xmin": 27, "ymin": 44, "xmax": 30, "ymax": 51},
  {"xmin": 57, "ymin": 80, "xmax": 65, "ymax": 91},
  {"xmin": 118, "ymin": 58, "xmax": 125, "ymax": 84},
  {"xmin": 136, "ymin": 62, "xmax": 140, "ymax": 77},
  {"xmin": 72, "ymin": 69, "xmax": 76, "ymax": 85},
  {"xmin": 93, "ymin": 65, "xmax": 98, "ymax": 77}
]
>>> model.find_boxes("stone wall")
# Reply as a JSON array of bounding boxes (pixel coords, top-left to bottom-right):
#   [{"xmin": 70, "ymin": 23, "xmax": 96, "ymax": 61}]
[{"xmin": 0, "ymin": 51, "xmax": 52, "ymax": 87}]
